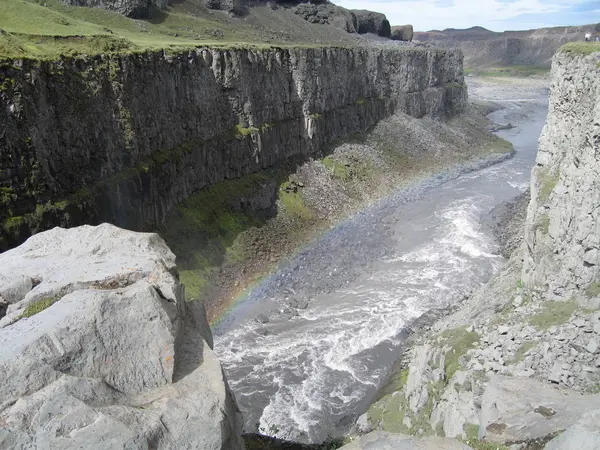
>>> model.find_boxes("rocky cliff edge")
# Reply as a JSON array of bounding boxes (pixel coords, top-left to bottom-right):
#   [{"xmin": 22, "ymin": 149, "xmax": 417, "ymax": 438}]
[
  {"xmin": 0, "ymin": 223, "xmax": 243, "ymax": 449},
  {"xmin": 358, "ymin": 46, "xmax": 600, "ymax": 450}
]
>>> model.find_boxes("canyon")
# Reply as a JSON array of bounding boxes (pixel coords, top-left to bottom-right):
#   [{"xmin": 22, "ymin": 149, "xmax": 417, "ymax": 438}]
[{"xmin": 1, "ymin": 1, "xmax": 600, "ymax": 449}]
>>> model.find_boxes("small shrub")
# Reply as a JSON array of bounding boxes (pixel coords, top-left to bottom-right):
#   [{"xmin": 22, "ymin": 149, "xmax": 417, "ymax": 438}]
[
  {"xmin": 530, "ymin": 301, "xmax": 577, "ymax": 330},
  {"xmin": 21, "ymin": 296, "xmax": 59, "ymax": 318},
  {"xmin": 308, "ymin": 113, "xmax": 321, "ymax": 119},
  {"xmin": 235, "ymin": 124, "xmax": 259, "ymax": 138}
]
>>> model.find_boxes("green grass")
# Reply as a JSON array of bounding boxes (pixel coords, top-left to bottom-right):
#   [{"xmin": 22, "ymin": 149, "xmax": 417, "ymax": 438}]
[
  {"xmin": 321, "ymin": 157, "xmax": 350, "ymax": 180},
  {"xmin": 538, "ymin": 168, "xmax": 559, "ymax": 202},
  {"xmin": 159, "ymin": 172, "xmax": 273, "ymax": 300},
  {"xmin": 235, "ymin": 124, "xmax": 260, "ymax": 138},
  {"xmin": 440, "ymin": 327, "xmax": 480, "ymax": 381},
  {"xmin": 560, "ymin": 42, "xmax": 600, "ymax": 56},
  {"xmin": 0, "ymin": 0, "xmax": 347, "ymax": 59},
  {"xmin": 461, "ymin": 423, "xmax": 508, "ymax": 450},
  {"xmin": 530, "ymin": 301, "xmax": 577, "ymax": 330},
  {"xmin": 586, "ymin": 282, "xmax": 600, "ymax": 298},
  {"xmin": 279, "ymin": 182, "xmax": 315, "ymax": 220},
  {"xmin": 489, "ymin": 138, "xmax": 514, "ymax": 154},
  {"xmin": 20, "ymin": 297, "xmax": 59, "ymax": 318}
]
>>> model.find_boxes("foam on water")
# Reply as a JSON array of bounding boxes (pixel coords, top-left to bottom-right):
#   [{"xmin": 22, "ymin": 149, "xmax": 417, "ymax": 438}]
[
  {"xmin": 214, "ymin": 97, "xmax": 548, "ymax": 442},
  {"xmin": 215, "ymin": 194, "xmax": 503, "ymax": 442}
]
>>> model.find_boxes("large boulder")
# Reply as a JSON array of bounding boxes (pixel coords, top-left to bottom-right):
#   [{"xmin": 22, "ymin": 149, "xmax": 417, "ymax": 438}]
[
  {"xmin": 479, "ymin": 375, "xmax": 600, "ymax": 442},
  {"xmin": 0, "ymin": 224, "xmax": 244, "ymax": 450},
  {"xmin": 392, "ymin": 25, "xmax": 414, "ymax": 42},
  {"xmin": 351, "ymin": 9, "xmax": 391, "ymax": 37},
  {"xmin": 294, "ymin": 3, "xmax": 358, "ymax": 33},
  {"xmin": 61, "ymin": 0, "xmax": 169, "ymax": 18},
  {"xmin": 544, "ymin": 409, "xmax": 600, "ymax": 450},
  {"xmin": 203, "ymin": 0, "xmax": 247, "ymax": 16}
]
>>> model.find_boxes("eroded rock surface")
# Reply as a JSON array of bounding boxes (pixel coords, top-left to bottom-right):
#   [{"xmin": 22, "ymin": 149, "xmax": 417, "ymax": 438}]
[
  {"xmin": 0, "ymin": 224, "xmax": 243, "ymax": 449},
  {"xmin": 523, "ymin": 50, "xmax": 600, "ymax": 308}
]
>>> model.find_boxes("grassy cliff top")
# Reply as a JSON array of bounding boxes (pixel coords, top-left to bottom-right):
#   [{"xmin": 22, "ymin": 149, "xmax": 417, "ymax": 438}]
[
  {"xmin": 0, "ymin": 0, "xmax": 362, "ymax": 59},
  {"xmin": 560, "ymin": 41, "xmax": 600, "ymax": 56}
]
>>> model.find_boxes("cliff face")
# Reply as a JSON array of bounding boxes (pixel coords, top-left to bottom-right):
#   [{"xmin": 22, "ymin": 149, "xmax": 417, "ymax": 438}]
[
  {"xmin": 523, "ymin": 48, "xmax": 600, "ymax": 307},
  {"xmin": 363, "ymin": 48, "xmax": 600, "ymax": 449},
  {"xmin": 0, "ymin": 46, "xmax": 466, "ymax": 251},
  {"xmin": 415, "ymin": 25, "xmax": 596, "ymax": 68}
]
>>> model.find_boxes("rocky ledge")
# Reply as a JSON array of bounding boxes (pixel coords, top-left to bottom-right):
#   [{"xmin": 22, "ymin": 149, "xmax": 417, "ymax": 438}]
[{"xmin": 0, "ymin": 223, "xmax": 243, "ymax": 449}]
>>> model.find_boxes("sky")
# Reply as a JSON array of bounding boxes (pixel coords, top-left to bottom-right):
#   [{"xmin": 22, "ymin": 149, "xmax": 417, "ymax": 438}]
[{"xmin": 334, "ymin": 0, "xmax": 600, "ymax": 32}]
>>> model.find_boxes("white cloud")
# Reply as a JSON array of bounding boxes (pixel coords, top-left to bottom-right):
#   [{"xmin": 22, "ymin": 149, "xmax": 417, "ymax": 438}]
[{"xmin": 333, "ymin": 0, "xmax": 594, "ymax": 31}]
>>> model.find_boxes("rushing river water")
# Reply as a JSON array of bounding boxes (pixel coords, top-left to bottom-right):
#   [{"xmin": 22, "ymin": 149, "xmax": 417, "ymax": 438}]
[{"xmin": 214, "ymin": 81, "xmax": 549, "ymax": 443}]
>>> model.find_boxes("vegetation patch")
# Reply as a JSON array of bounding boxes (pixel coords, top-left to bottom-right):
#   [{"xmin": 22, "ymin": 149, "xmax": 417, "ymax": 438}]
[
  {"xmin": 538, "ymin": 168, "xmax": 559, "ymax": 202},
  {"xmin": 235, "ymin": 124, "xmax": 260, "ymax": 138},
  {"xmin": 279, "ymin": 182, "xmax": 315, "ymax": 220},
  {"xmin": 560, "ymin": 42, "xmax": 600, "ymax": 56},
  {"xmin": 507, "ymin": 341, "xmax": 537, "ymax": 365},
  {"xmin": 586, "ymin": 282, "xmax": 600, "ymax": 298},
  {"xmin": 440, "ymin": 327, "xmax": 481, "ymax": 381},
  {"xmin": 461, "ymin": 423, "xmax": 508, "ymax": 450},
  {"xmin": 535, "ymin": 214, "xmax": 550, "ymax": 234},
  {"xmin": 367, "ymin": 393, "xmax": 411, "ymax": 434},
  {"xmin": 20, "ymin": 296, "xmax": 60, "ymax": 318},
  {"xmin": 529, "ymin": 301, "xmax": 577, "ymax": 330},
  {"xmin": 159, "ymin": 172, "xmax": 274, "ymax": 301},
  {"xmin": 490, "ymin": 138, "xmax": 514, "ymax": 154},
  {"xmin": 321, "ymin": 157, "xmax": 350, "ymax": 180}
]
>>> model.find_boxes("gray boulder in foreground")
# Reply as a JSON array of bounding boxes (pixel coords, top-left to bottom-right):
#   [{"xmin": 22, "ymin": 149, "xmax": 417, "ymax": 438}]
[
  {"xmin": 479, "ymin": 375, "xmax": 600, "ymax": 443},
  {"xmin": 544, "ymin": 409, "xmax": 600, "ymax": 449},
  {"xmin": 0, "ymin": 224, "xmax": 243, "ymax": 449},
  {"xmin": 340, "ymin": 431, "xmax": 473, "ymax": 449}
]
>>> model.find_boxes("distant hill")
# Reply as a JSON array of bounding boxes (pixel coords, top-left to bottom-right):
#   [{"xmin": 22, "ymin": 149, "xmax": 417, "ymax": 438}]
[{"xmin": 414, "ymin": 24, "xmax": 599, "ymax": 68}]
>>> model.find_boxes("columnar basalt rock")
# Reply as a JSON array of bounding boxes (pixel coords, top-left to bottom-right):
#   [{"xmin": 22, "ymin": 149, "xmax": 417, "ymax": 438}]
[
  {"xmin": 0, "ymin": 46, "xmax": 466, "ymax": 251},
  {"xmin": 523, "ymin": 50, "xmax": 600, "ymax": 307}
]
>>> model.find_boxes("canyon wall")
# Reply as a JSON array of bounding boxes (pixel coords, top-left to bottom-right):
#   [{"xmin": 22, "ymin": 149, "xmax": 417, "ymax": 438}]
[
  {"xmin": 415, "ymin": 25, "xmax": 595, "ymax": 68},
  {"xmin": 523, "ymin": 48, "xmax": 600, "ymax": 307},
  {"xmin": 0, "ymin": 46, "xmax": 466, "ymax": 251}
]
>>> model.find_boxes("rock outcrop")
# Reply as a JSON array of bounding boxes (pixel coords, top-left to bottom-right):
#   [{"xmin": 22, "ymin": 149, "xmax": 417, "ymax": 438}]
[
  {"xmin": 363, "ymin": 46, "xmax": 600, "ymax": 449},
  {"xmin": 392, "ymin": 25, "xmax": 414, "ymax": 42},
  {"xmin": 0, "ymin": 46, "xmax": 466, "ymax": 251},
  {"xmin": 0, "ymin": 224, "xmax": 243, "ymax": 449},
  {"xmin": 294, "ymin": 3, "xmax": 358, "ymax": 33},
  {"xmin": 61, "ymin": 0, "xmax": 169, "ymax": 18},
  {"xmin": 523, "ymin": 49, "xmax": 600, "ymax": 308},
  {"xmin": 351, "ymin": 10, "xmax": 391, "ymax": 37}
]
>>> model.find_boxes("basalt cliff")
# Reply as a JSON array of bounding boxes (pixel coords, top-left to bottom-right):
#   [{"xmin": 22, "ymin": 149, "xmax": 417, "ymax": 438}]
[{"xmin": 0, "ymin": 46, "xmax": 466, "ymax": 252}]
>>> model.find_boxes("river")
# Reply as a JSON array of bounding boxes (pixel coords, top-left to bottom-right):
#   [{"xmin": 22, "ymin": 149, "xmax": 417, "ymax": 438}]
[{"xmin": 213, "ymin": 78, "xmax": 549, "ymax": 443}]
